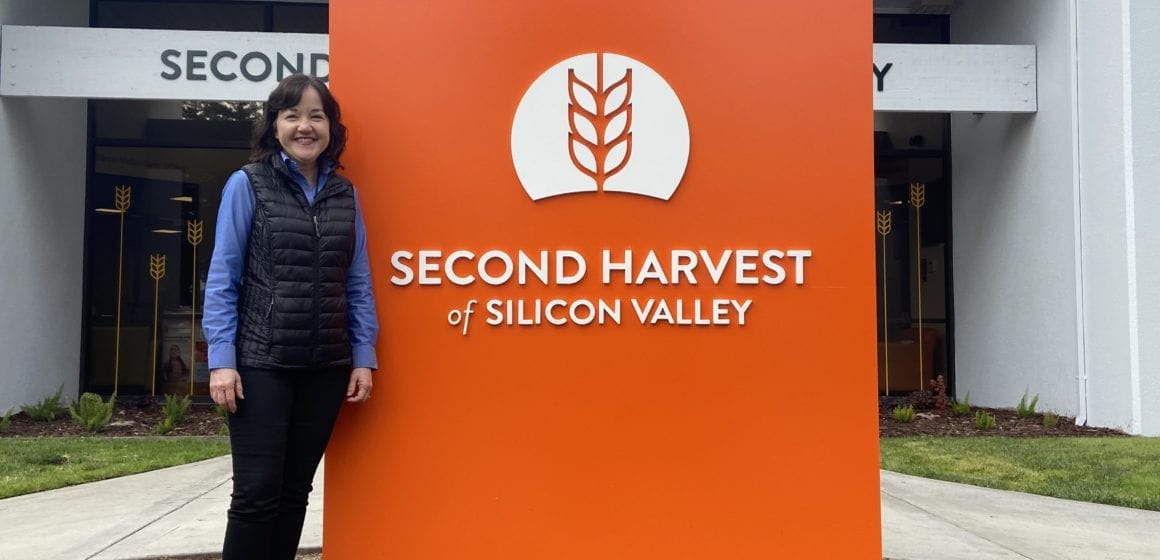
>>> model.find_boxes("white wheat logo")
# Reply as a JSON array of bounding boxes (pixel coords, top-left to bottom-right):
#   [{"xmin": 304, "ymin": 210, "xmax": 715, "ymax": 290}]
[{"xmin": 511, "ymin": 52, "xmax": 690, "ymax": 201}]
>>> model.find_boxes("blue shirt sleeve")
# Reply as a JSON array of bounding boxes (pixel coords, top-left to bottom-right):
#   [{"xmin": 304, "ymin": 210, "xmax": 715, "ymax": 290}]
[
  {"xmin": 203, "ymin": 171, "xmax": 254, "ymax": 370},
  {"xmin": 347, "ymin": 190, "xmax": 380, "ymax": 370}
]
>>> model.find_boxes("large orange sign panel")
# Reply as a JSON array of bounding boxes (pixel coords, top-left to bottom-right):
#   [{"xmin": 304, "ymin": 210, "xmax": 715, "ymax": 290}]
[{"xmin": 328, "ymin": 2, "xmax": 878, "ymax": 557}]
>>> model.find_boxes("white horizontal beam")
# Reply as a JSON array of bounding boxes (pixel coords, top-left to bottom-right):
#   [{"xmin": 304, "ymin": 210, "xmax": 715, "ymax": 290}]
[
  {"xmin": 3, "ymin": 26, "xmax": 1036, "ymax": 113},
  {"xmin": 1, "ymin": 26, "xmax": 328, "ymax": 101},
  {"xmin": 873, "ymin": 43, "xmax": 1037, "ymax": 112}
]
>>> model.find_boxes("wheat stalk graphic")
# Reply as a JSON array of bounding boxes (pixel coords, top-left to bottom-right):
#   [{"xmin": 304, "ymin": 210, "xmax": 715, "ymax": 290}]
[
  {"xmin": 877, "ymin": 210, "xmax": 892, "ymax": 395},
  {"xmin": 909, "ymin": 182, "xmax": 927, "ymax": 390},
  {"xmin": 115, "ymin": 186, "xmax": 131, "ymax": 212},
  {"xmin": 187, "ymin": 220, "xmax": 204, "ymax": 396},
  {"xmin": 877, "ymin": 210, "xmax": 892, "ymax": 236},
  {"xmin": 567, "ymin": 54, "xmax": 633, "ymax": 191},
  {"xmin": 149, "ymin": 254, "xmax": 166, "ymax": 396},
  {"xmin": 187, "ymin": 220, "xmax": 204, "ymax": 246},
  {"xmin": 909, "ymin": 182, "xmax": 926, "ymax": 209},
  {"xmin": 111, "ymin": 185, "xmax": 132, "ymax": 394}
]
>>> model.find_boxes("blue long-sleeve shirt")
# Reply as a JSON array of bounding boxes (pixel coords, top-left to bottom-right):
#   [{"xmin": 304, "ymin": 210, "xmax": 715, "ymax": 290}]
[{"xmin": 202, "ymin": 153, "xmax": 379, "ymax": 371}]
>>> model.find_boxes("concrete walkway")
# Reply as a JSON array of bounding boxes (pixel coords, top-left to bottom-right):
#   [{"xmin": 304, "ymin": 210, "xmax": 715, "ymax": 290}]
[
  {"xmin": 881, "ymin": 471, "xmax": 1160, "ymax": 559},
  {"xmin": 0, "ymin": 456, "xmax": 318, "ymax": 560},
  {"xmin": 1, "ymin": 458, "xmax": 1158, "ymax": 559}
]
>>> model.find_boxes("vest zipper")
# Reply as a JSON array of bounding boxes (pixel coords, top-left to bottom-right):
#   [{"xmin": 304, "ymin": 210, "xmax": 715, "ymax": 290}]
[
  {"xmin": 266, "ymin": 295, "xmax": 274, "ymax": 319},
  {"xmin": 312, "ymin": 210, "xmax": 321, "ymax": 365}
]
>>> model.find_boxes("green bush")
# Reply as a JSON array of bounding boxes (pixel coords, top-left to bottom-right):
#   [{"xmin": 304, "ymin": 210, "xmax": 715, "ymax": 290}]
[
  {"xmin": 975, "ymin": 410, "xmax": 996, "ymax": 430},
  {"xmin": 155, "ymin": 394, "xmax": 192, "ymax": 435},
  {"xmin": 0, "ymin": 408, "xmax": 13, "ymax": 433},
  {"xmin": 1016, "ymin": 391, "xmax": 1040, "ymax": 418},
  {"xmin": 1043, "ymin": 412, "xmax": 1059, "ymax": 428},
  {"xmin": 950, "ymin": 393, "xmax": 971, "ymax": 416},
  {"xmin": 214, "ymin": 404, "xmax": 230, "ymax": 435},
  {"xmin": 892, "ymin": 405, "xmax": 916, "ymax": 423},
  {"xmin": 21, "ymin": 385, "xmax": 65, "ymax": 422},
  {"xmin": 68, "ymin": 393, "xmax": 116, "ymax": 433}
]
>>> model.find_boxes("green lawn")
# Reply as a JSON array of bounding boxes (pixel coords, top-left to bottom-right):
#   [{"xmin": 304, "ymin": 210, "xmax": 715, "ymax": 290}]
[
  {"xmin": 0, "ymin": 437, "xmax": 230, "ymax": 499},
  {"xmin": 880, "ymin": 436, "xmax": 1160, "ymax": 511}
]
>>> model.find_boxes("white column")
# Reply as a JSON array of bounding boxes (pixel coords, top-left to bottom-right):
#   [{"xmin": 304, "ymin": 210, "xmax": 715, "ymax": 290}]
[
  {"xmin": 0, "ymin": 0, "xmax": 90, "ymax": 413},
  {"xmin": 949, "ymin": 0, "xmax": 1082, "ymax": 418},
  {"xmin": 1127, "ymin": 0, "xmax": 1160, "ymax": 435}
]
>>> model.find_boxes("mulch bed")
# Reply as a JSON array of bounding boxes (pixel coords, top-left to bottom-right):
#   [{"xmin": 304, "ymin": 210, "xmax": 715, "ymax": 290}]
[
  {"xmin": 2, "ymin": 399, "xmax": 226, "ymax": 438},
  {"xmin": 2, "ymin": 396, "xmax": 1129, "ymax": 439},
  {"xmin": 879, "ymin": 397, "xmax": 1127, "ymax": 438}
]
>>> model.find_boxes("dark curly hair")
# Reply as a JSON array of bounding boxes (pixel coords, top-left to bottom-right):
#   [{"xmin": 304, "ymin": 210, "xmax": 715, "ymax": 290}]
[{"xmin": 250, "ymin": 74, "xmax": 347, "ymax": 167}]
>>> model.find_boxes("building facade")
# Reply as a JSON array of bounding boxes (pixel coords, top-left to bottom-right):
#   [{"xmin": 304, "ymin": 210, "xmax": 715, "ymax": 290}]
[{"xmin": 1, "ymin": 0, "xmax": 1157, "ymax": 433}]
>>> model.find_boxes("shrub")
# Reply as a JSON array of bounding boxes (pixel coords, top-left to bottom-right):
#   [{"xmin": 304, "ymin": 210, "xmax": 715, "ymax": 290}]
[
  {"xmin": 214, "ymin": 404, "xmax": 230, "ymax": 435},
  {"xmin": 906, "ymin": 390, "xmax": 934, "ymax": 410},
  {"xmin": 68, "ymin": 392, "xmax": 116, "ymax": 433},
  {"xmin": 1016, "ymin": 391, "xmax": 1040, "ymax": 418},
  {"xmin": 929, "ymin": 375, "xmax": 948, "ymax": 411},
  {"xmin": 950, "ymin": 392, "xmax": 971, "ymax": 416},
  {"xmin": 21, "ymin": 385, "xmax": 66, "ymax": 421},
  {"xmin": 0, "ymin": 408, "xmax": 13, "ymax": 433},
  {"xmin": 1043, "ymin": 412, "xmax": 1058, "ymax": 428},
  {"xmin": 892, "ymin": 405, "xmax": 916, "ymax": 423},
  {"xmin": 155, "ymin": 394, "xmax": 192, "ymax": 435},
  {"xmin": 975, "ymin": 410, "xmax": 996, "ymax": 430}
]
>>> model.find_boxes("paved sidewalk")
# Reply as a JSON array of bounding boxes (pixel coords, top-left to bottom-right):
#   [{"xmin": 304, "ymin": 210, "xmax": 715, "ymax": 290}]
[
  {"xmin": 0, "ymin": 456, "xmax": 319, "ymax": 560},
  {"xmin": 1, "ymin": 458, "xmax": 1158, "ymax": 559},
  {"xmin": 881, "ymin": 471, "xmax": 1160, "ymax": 559}
]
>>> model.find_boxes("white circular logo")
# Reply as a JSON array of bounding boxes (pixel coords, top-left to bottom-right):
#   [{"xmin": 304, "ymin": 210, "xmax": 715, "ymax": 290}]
[{"xmin": 511, "ymin": 52, "xmax": 690, "ymax": 201}]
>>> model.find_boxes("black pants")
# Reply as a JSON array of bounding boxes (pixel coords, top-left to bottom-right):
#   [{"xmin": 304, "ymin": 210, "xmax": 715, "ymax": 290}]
[{"xmin": 223, "ymin": 367, "xmax": 349, "ymax": 560}]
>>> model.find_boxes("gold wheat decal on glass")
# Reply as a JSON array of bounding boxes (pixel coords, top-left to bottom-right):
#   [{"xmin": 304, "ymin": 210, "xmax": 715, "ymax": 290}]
[
  {"xmin": 568, "ymin": 53, "xmax": 633, "ymax": 191},
  {"xmin": 186, "ymin": 220, "xmax": 204, "ymax": 396},
  {"xmin": 877, "ymin": 210, "xmax": 892, "ymax": 395},
  {"xmin": 111, "ymin": 185, "xmax": 132, "ymax": 394},
  {"xmin": 909, "ymin": 182, "xmax": 927, "ymax": 390},
  {"xmin": 149, "ymin": 254, "xmax": 166, "ymax": 397}
]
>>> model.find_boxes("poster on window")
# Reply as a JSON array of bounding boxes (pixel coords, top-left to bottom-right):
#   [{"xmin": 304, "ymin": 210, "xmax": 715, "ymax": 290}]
[{"xmin": 159, "ymin": 312, "xmax": 208, "ymax": 395}]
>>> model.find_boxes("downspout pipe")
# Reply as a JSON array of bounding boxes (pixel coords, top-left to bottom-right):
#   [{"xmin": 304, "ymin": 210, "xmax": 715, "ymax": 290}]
[{"xmin": 1069, "ymin": 0, "xmax": 1090, "ymax": 426}]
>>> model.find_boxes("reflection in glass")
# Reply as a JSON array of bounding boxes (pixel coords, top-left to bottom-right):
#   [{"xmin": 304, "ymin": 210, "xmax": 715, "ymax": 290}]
[{"xmin": 85, "ymin": 146, "xmax": 247, "ymax": 398}]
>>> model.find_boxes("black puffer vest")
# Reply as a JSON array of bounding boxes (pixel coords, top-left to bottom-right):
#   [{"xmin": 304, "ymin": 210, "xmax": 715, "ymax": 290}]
[{"xmin": 236, "ymin": 156, "xmax": 357, "ymax": 369}]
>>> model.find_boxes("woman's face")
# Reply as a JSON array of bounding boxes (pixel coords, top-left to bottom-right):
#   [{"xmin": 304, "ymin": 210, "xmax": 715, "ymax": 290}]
[{"xmin": 274, "ymin": 86, "xmax": 331, "ymax": 168}]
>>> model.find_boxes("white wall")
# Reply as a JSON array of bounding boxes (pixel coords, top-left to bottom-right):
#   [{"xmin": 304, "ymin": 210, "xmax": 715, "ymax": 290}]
[
  {"xmin": 0, "ymin": 0, "xmax": 89, "ymax": 414},
  {"xmin": 949, "ymin": 1, "xmax": 1081, "ymax": 417},
  {"xmin": 1070, "ymin": 0, "xmax": 1160, "ymax": 434},
  {"xmin": 1075, "ymin": 1, "xmax": 1136, "ymax": 432},
  {"xmin": 1127, "ymin": 0, "xmax": 1160, "ymax": 434},
  {"xmin": 951, "ymin": 0, "xmax": 1160, "ymax": 434}
]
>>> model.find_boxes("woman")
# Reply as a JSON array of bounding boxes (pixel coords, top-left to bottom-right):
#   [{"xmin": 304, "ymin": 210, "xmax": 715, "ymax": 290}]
[{"xmin": 203, "ymin": 73, "xmax": 378, "ymax": 560}]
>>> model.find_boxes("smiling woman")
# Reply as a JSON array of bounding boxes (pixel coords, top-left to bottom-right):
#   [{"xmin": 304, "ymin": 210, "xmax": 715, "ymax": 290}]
[
  {"xmin": 272, "ymin": 87, "xmax": 331, "ymax": 184},
  {"xmin": 201, "ymin": 73, "xmax": 378, "ymax": 560}
]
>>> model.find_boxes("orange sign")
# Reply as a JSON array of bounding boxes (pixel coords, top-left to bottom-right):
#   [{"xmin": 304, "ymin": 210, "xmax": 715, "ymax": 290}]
[{"xmin": 328, "ymin": 2, "xmax": 878, "ymax": 558}]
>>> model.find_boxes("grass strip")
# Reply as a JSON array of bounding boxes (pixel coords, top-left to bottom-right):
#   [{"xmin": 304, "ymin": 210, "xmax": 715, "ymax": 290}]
[
  {"xmin": 0, "ymin": 437, "xmax": 230, "ymax": 499},
  {"xmin": 880, "ymin": 436, "xmax": 1160, "ymax": 511}
]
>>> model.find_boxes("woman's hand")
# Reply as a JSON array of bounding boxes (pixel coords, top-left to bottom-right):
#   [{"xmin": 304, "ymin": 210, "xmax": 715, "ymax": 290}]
[
  {"xmin": 210, "ymin": 368, "xmax": 244, "ymax": 413},
  {"xmin": 347, "ymin": 368, "xmax": 373, "ymax": 402}
]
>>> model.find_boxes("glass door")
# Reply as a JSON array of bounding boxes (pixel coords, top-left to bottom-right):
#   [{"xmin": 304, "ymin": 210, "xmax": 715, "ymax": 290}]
[{"xmin": 84, "ymin": 100, "xmax": 251, "ymax": 397}]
